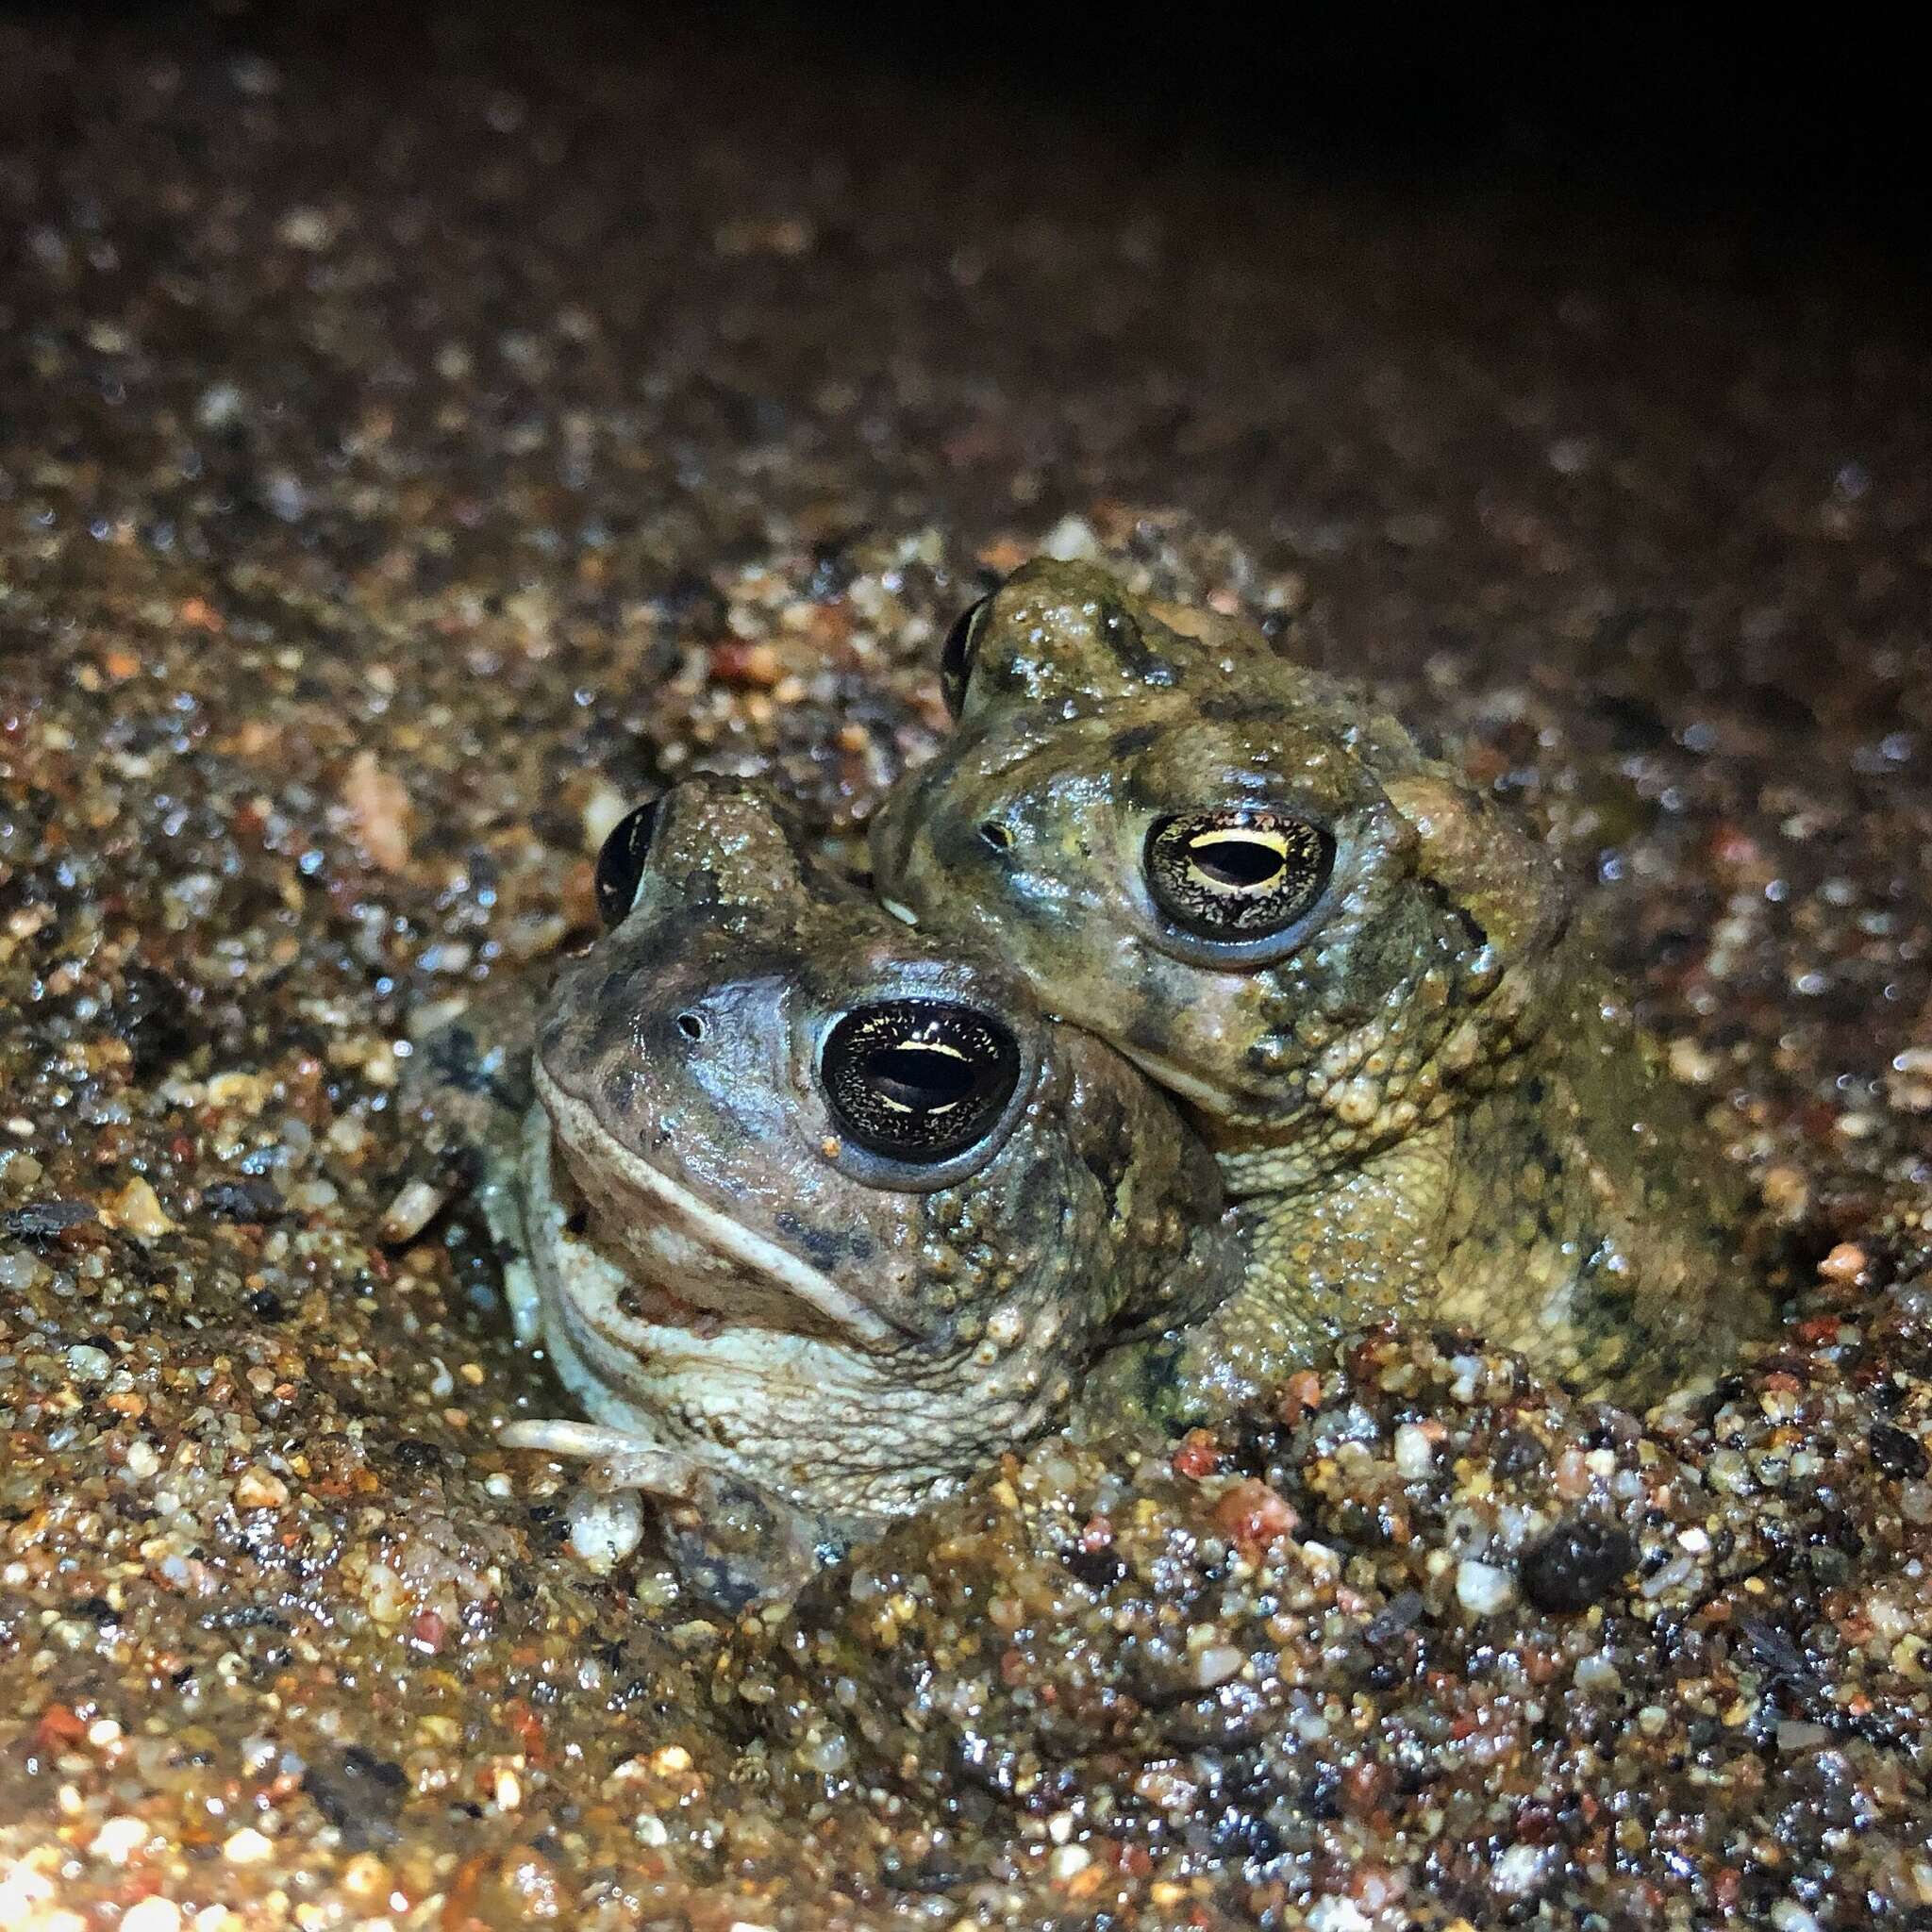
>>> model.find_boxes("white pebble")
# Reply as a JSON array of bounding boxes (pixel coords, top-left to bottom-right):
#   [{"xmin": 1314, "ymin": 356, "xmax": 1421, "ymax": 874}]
[
  {"xmin": 0, "ymin": 1252, "xmax": 42, "ymax": 1291},
  {"xmin": 223, "ymin": 1826, "xmax": 274, "ymax": 1864},
  {"xmin": 1041, "ymin": 513, "xmax": 1101, "ymax": 561},
  {"xmin": 1392, "ymin": 1424, "xmax": 1435, "ymax": 1478},
  {"xmin": 1306, "ymin": 1899, "xmax": 1372, "ymax": 1932},
  {"xmin": 120, "ymin": 1901, "xmax": 183, "ymax": 1932},
  {"xmin": 92, "ymin": 1815, "xmax": 147, "ymax": 1864},
  {"xmin": 1191, "ymin": 1644, "xmax": 1245, "ymax": 1688},
  {"xmin": 568, "ymin": 1486, "xmax": 645, "ymax": 1570},
  {"xmin": 1048, "ymin": 1844, "xmax": 1091, "ymax": 1881},
  {"xmin": 581, "ymin": 780, "xmax": 632, "ymax": 851},
  {"xmin": 1573, "ymin": 1655, "xmax": 1622, "ymax": 1695},
  {"xmin": 1456, "ymin": 1558, "xmax": 1517, "ymax": 1615},
  {"xmin": 196, "ymin": 382, "xmax": 244, "ymax": 429},
  {"xmin": 1770, "ymin": 1904, "xmax": 1823, "ymax": 1932},
  {"xmin": 1492, "ymin": 1842, "xmax": 1547, "ymax": 1893},
  {"xmin": 378, "ymin": 1175, "xmax": 448, "ymax": 1243}
]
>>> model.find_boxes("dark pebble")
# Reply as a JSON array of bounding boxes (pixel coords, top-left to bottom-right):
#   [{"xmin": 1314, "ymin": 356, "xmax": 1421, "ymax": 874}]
[
  {"xmin": 205, "ymin": 1177, "xmax": 287, "ymax": 1223},
  {"xmin": 304, "ymin": 1744, "xmax": 408, "ymax": 1850},
  {"xmin": 1518, "ymin": 1515, "xmax": 1637, "ymax": 1613},
  {"xmin": 1869, "ymin": 1422, "xmax": 1930, "ymax": 1479},
  {"xmin": 1364, "ymin": 1589, "xmax": 1427, "ymax": 1642},
  {"xmin": 1492, "ymin": 1428, "xmax": 1547, "ymax": 1477},
  {"xmin": 1740, "ymin": 1616, "xmax": 1815, "ymax": 1683},
  {"xmin": 114, "ymin": 965, "xmax": 197, "ymax": 1078},
  {"xmin": 1062, "ymin": 1543, "xmax": 1127, "ymax": 1590}
]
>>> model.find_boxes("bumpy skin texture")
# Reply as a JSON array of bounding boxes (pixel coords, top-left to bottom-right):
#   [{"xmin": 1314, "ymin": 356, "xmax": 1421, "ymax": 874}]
[
  {"xmin": 872, "ymin": 559, "xmax": 1772, "ymax": 1406},
  {"xmin": 414, "ymin": 776, "xmax": 1239, "ymax": 1601}
]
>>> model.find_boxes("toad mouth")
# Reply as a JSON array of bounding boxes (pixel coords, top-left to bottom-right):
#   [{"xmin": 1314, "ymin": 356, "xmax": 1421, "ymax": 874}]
[
  {"xmin": 533, "ymin": 1060, "xmax": 904, "ymax": 1349},
  {"xmin": 1109, "ymin": 1037, "xmax": 1241, "ymax": 1113}
]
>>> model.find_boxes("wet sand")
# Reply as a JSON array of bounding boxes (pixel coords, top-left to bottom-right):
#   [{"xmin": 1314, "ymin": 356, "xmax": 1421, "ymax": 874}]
[{"xmin": 2, "ymin": 8, "xmax": 1929, "ymax": 1927}]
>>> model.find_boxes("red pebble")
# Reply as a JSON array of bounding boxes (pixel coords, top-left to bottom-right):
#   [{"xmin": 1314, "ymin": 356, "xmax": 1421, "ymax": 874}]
[
  {"xmin": 1276, "ymin": 1369, "xmax": 1324, "ymax": 1426},
  {"xmin": 33, "ymin": 1703, "xmax": 87, "ymax": 1752},
  {"xmin": 1212, "ymin": 1477, "xmax": 1298, "ymax": 1548},
  {"xmin": 1078, "ymin": 1514, "xmax": 1114, "ymax": 1552}
]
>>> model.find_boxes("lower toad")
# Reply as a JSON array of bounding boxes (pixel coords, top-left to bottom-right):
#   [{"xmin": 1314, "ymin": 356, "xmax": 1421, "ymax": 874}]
[{"xmin": 406, "ymin": 775, "xmax": 1239, "ymax": 1602}]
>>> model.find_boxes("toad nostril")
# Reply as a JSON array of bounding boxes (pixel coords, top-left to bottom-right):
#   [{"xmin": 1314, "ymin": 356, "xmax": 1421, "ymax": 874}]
[
  {"xmin": 676, "ymin": 1013, "xmax": 706, "ymax": 1041},
  {"xmin": 978, "ymin": 820, "xmax": 1013, "ymax": 854}
]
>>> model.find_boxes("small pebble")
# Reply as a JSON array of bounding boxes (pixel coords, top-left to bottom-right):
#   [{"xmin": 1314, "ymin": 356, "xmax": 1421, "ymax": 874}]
[
  {"xmin": 567, "ymin": 1486, "xmax": 645, "ymax": 1570},
  {"xmin": 1456, "ymin": 1559, "xmax": 1516, "ymax": 1615},
  {"xmin": 1192, "ymin": 1644, "xmax": 1246, "ymax": 1688},
  {"xmin": 379, "ymin": 1175, "xmax": 450, "ymax": 1244},
  {"xmin": 120, "ymin": 1902, "xmax": 183, "ymax": 1932},
  {"xmin": 1306, "ymin": 1899, "xmax": 1373, "ymax": 1932},
  {"xmin": 1519, "ymin": 1515, "xmax": 1635, "ymax": 1613},
  {"xmin": 92, "ymin": 1814, "xmax": 147, "ymax": 1863},
  {"xmin": 1392, "ymin": 1424, "xmax": 1435, "ymax": 1477},
  {"xmin": 1871, "ymin": 1423, "xmax": 1930, "ymax": 1479},
  {"xmin": 1574, "ymin": 1655, "xmax": 1623, "ymax": 1695},
  {"xmin": 234, "ymin": 1467, "xmax": 290, "ymax": 1510},
  {"xmin": 1492, "ymin": 1843, "xmax": 1547, "ymax": 1893},
  {"xmin": 1776, "ymin": 1721, "xmax": 1833, "ymax": 1752},
  {"xmin": 1819, "ymin": 1241, "xmax": 1867, "ymax": 1283},
  {"xmin": 1041, "ymin": 513, "xmax": 1101, "ymax": 560},
  {"xmin": 99, "ymin": 1176, "xmax": 175, "ymax": 1237}
]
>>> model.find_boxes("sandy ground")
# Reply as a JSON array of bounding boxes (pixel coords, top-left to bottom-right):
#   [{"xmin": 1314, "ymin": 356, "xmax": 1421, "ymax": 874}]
[{"xmin": 2, "ymin": 8, "xmax": 1929, "ymax": 1928}]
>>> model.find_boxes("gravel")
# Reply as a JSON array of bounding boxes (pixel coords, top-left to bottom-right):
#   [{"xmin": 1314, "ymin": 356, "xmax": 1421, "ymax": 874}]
[{"xmin": 2, "ymin": 6, "xmax": 1929, "ymax": 1927}]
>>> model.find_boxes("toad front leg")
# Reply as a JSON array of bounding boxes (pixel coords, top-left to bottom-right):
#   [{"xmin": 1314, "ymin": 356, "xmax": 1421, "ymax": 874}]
[{"xmin": 498, "ymin": 1416, "xmax": 848, "ymax": 1608}]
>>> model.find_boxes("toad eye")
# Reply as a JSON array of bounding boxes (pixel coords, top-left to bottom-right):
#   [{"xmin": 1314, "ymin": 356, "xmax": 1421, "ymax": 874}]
[
  {"xmin": 939, "ymin": 593, "xmax": 993, "ymax": 718},
  {"xmin": 821, "ymin": 998, "xmax": 1021, "ymax": 1163},
  {"xmin": 1144, "ymin": 809, "xmax": 1334, "ymax": 941},
  {"xmin": 593, "ymin": 798, "xmax": 661, "ymax": 927}
]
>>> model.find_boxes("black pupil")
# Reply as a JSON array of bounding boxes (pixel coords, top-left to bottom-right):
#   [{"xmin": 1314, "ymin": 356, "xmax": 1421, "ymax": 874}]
[
  {"xmin": 1145, "ymin": 809, "xmax": 1333, "ymax": 941},
  {"xmin": 823, "ymin": 998, "xmax": 1020, "ymax": 1163},
  {"xmin": 867, "ymin": 1041, "xmax": 976, "ymax": 1112},
  {"xmin": 1192, "ymin": 838, "xmax": 1282, "ymax": 889},
  {"xmin": 940, "ymin": 594, "xmax": 991, "ymax": 716},
  {"xmin": 594, "ymin": 799, "xmax": 659, "ymax": 927}
]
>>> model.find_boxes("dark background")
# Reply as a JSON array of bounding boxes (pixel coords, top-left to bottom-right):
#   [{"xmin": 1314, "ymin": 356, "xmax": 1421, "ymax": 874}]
[
  {"xmin": 10, "ymin": 3, "xmax": 1923, "ymax": 273},
  {"xmin": 787, "ymin": 5, "xmax": 1924, "ymax": 256}
]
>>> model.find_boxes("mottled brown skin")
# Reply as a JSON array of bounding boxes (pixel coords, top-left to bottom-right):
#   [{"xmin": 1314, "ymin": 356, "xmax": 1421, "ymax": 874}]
[
  {"xmin": 872, "ymin": 559, "xmax": 1773, "ymax": 1406},
  {"xmin": 413, "ymin": 776, "xmax": 1239, "ymax": 1601}
]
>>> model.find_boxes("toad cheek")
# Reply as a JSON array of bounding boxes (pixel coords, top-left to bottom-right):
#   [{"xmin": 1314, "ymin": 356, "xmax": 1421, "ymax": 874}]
[{"xmin": 534, "ymin": 1059, "xmax": 906, "ymax": 1350}]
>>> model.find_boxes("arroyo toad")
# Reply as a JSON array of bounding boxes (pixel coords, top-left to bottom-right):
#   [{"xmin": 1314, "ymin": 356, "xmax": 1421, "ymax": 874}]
[
  {"xmin": 871, "ymin": 559, "xmax": 1774, "ymax": 1405},
  {"xmin": 412, "ymin": 774, "xmax": 1238, "ymax": 1599}
]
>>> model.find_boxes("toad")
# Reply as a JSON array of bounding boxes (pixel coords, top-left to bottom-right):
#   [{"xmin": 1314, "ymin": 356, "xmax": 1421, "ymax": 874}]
[
  {"xmin": 871, "ymin": 559, "xmax": 1774, "ymax": 1405},
  {"xmin": 410, "ymin": 775, "xmax": 1239, "ymax": 1602}
]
